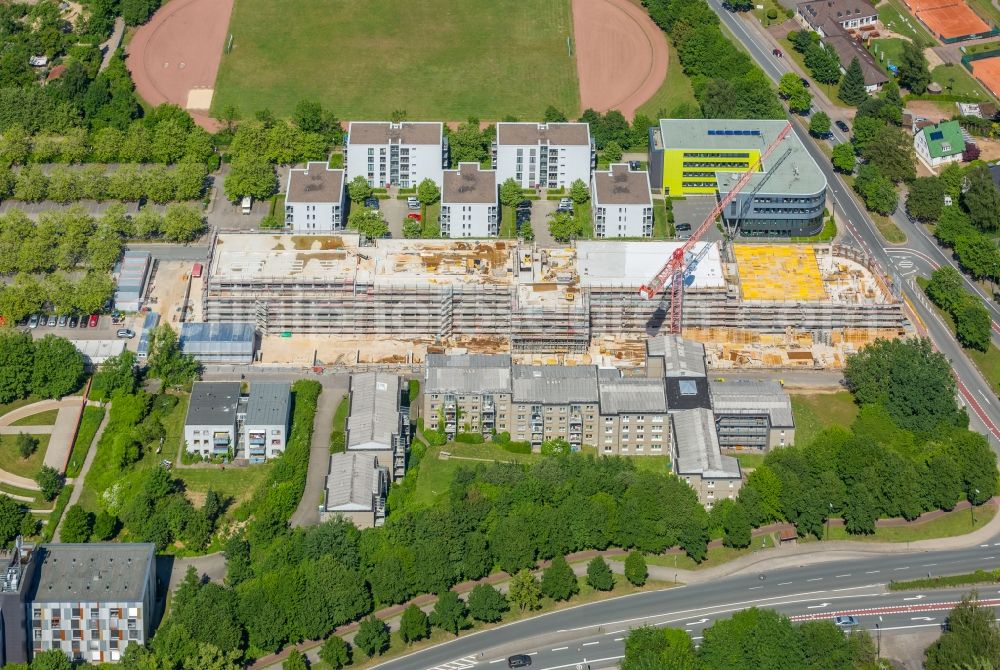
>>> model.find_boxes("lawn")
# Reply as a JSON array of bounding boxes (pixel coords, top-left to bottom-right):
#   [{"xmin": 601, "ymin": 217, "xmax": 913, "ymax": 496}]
[
  {"xmin": 653, "ymin": 201, "xmax": 671, "ymax": 239},
  {"xmin": 931, "ymin": 63, "xmax": 996, "ymax": 101},
  {"xmin": 499, "ymin": 205, "xmax": 517, "ymax": 238},
  {"xmin": 877, "ymin": 0, "xmax": 936, "ymax": 45},
  {"xmin": 868, "ymin": 38, "xmax": 906, "ymax": 73},
  {"xmin": 9, "ymin": 409, "xmax": 59, "ymax": 426},
  {"xmin": 409, "ymin": 442, "xmax": 541, "ymax": 509},
  {"xmin": 638, "ymin": 33, "xmax": 699, "ymax": 118},
  {"xmin": 65, "ymin": 406, "xmax": 105, "ymax": 478},
  {"xmin": 734, "ymin": 452, "xmax": 767, "ymax": 469},
  {"xmin": 212, "ymin": 0, "xmax": 579, "ymax": 120},
  {"xmin": 826, "ymin": 503, "xmax": 996, "ymax": 542},
  {"xmin": 790, "ymin": 391, "xmax": 858, "ymax": 447},
  {"xmin": 0, "ymin": 433, "xmax": 50, "ymax": 479},
  {"xmin": 176, "ymin": 464, "xmax": 275, "ymax": 509}
]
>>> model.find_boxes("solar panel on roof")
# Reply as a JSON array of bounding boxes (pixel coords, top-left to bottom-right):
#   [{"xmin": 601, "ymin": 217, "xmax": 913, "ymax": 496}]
[{"xmin": 929, "ymin": 131, "xmax": 944, "ymax": 140}]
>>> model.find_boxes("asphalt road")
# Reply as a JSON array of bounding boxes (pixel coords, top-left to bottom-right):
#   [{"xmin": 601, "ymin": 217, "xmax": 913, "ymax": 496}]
[
  {"xmin": 704, "ymin": 2, "xmax": 1000, "ymax": 447},
  {"xmin": 373, "ymin": 542, "xmax": 1000, "ymax": 670}
]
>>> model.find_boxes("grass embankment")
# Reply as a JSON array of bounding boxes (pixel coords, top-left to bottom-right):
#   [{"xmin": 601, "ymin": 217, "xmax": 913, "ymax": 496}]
[
  {"xmin": 826, "ymin": 503, "xmax": 997, "ymax": 542},
  {"xmin": 65, "ymin": 406, "xmax": 105, "ymax": 478},
  {"xmin": 889, "ymin": 569, "xmax": 1000, "ymax": 591},
  {"xmin": 9, "ymin": 409, "xmax": 59, "ymax": 426},
  {"xmin": 790, "ymin": 391, "xmax": 859, "ymax": 446},
  {"xmin": 609, "ymin": 534, "xmax": 777, "ymax": 572},
  {"xmin": 330, "ymin": 394, "xmax": 349, "ymax": 453},
  {"xmin": 638, "ymin": 32, "xmax": 698, "ymax": 117},
  {"xmin": 0, "ymin": 434, "xmax": 51, "ymax": 479},
  {"xmin": 408, "ymin": 442, "xmax": 542, "ymax": 509}
]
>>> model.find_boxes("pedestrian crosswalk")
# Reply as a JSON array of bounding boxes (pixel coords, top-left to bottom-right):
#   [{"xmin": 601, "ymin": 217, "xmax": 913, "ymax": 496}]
[{"xmin": 428, "ymin": 655, "xmax": 479, "ymax": 670}]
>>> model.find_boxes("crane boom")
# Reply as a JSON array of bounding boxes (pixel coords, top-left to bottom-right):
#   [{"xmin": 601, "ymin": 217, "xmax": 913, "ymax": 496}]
[{"xmin": 638, "ymin": 121, "xmax": 793, "ymax": 333}]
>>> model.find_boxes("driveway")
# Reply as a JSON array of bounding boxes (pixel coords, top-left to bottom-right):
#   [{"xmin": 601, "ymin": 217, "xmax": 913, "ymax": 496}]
[
  {"xmin": 531, "ymin": 199, "xmax": 559, "ymax": 246},
  {"xmin": 290, "ymin": 374, "xmax": 350, "ymax": 527},
  {"xmin": 379, "ymin": 197, "xmax": 409, "ymax": 238}
]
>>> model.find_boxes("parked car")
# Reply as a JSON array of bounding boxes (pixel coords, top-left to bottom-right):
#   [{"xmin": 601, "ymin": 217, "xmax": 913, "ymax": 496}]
[
  {"xmin": 68, "ymin": 316, "xmax": 79, "ymax": 328},
  {"xmin": 628, "ymin": 160, "xmax": 642, "ymax": 170},
  {"xmin": 407, "ymin": 213, "xmax": 423, "ymax": 221},
  {"xmin": 407, "ymin": 196, "xmax": 420, "ymax": 210},
  {"xmin": 88, "ymin": 314, "xmax": 99, "ymax": 328},
  {"xmin": 676, "ymin": 223, "xmax": 693, "ymax": 239},
  {"xmin": 364, "ymin": 197, "xmax": 380, "ymax": 210},
  {"xmin": 834, "ymin": 616, "xmax": 860, "ymax": 628},
  {"xmin": 116, "ymin": 328, "xmax": 135, "ymax": 339},
  {"xmin": 835, "ymin": 120, "xmax": 850, "ymax": 133},
  {"xmin": 16, "ymin": 316, "xmax": 28, "ymax": 327},
  {"xmin": 516, "ymin": 209, "xmax": 531, "ymax": 227},
  {"xmin": 28, "ymin": 314, "xmax": 40, "ymax": 329},
  {"xmin": 241, "ymin": 196, "xmax": 252, "ymax": 215},
  {"xmin": 79, "ymin": 315, "xmax": 88, "ymax": 329},
  {"xmin": 516, "ymin": 199, "xmax": 532, "ymax": 211},
  {"xmin": 57, "ymin": 315, "xmax": 68, "ymax": 327},
  {"xmin": 800, "ymin": 77, "xmax": 811, "ymax": 88},
  {"xmin": 46, "ymin": 315, "xmax": 57, "ymax": 327},
  {"xmin": 507, "ymin": 655, "xmax": 532, "ymax": 668}
]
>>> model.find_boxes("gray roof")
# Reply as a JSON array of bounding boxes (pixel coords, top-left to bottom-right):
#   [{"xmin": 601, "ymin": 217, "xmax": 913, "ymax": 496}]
[
  {"xmin": 443, "ymin": 163, "xmax": 498, "ymax": 205},
  {"xmin": 647, "ymin": 335, "xmax": 708, "ymax": 377},
  {"xmin": 821, "ymin": 32, "xmax": 888, "ymax": 87},
  {"xmin": 324, "ymin": 452, "xmax": 381, "ymax": 510},
  {"xmin": 671, "ymin": 408, "xmax": 741, "ymax": 479},
  {"xmin": 709, "ymin": 379, "xmax": 795, "ymax": 427},
  {"xmin": 348, "ymin": 121, "xmax": 443, "ymax": 145},
  {"xmin": 798, "ymin": 0, "xmax": 877, "ymax": 29},
  {"xmin": 658, "ymin": 119, "xmax": 826, "ymax": 197},
  {"xmin": 245, "ymin": 382, "xmax": 290, "ymax": 427},
  {"xmin": 496, "ymin": 122, "xmax": 591, "ymax": 146},
  {"xmin": 593, "ymin": 164, "xmax": 651, "ymax": 206},
  {"xmin": 286, "ymin": 162, "xmax": 344, "ymax": 204},
  {"xmin": 179, "ymin": 322, "xmax": 256, "ymax": 355},
  {"xmin": 186, "ymin": 382, "xmax": 241, "ymax": 426},
  {"xmin": 347, "ymin": 372, "xmax": 402, "ymax": 450},
  {"xmin": 598, "ymin": 375, "xmax": 667, "ymax": 414},
  {"xmin": 29, "ymin": 543, "xmax": 155, "ymax": 603},
  {"xmin": 512, "ymin": 365, "xmax": 599, "ymax": 404},
  {"xmin": 425, "ymin": 354, "xmax": 512, "ymax": 394}
]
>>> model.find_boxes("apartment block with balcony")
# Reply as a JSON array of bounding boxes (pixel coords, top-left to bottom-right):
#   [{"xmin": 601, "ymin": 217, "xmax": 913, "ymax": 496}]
[
  {"xmin": 183, "ymin": 382, "xmax": 240, "ymax": 458},
  {"xmin": 424, "ymin": 354, "xmax": 513, "ymax": 439},
  {"xmin": 709, "ymin": 379, "xmax": 795, "ymax": 451},
  {"xmin": 346, "ymin": 372, "xmax": 410, "ymax": 481},
  {"xmin": 242, "ymin": 382, "xmax": 290, "ymax": 464},
  {"xmin": 671, "ymin": 408, "xmax": 742, "ymax": 509},
  {"xmin": 591, "ymin": 164, "xmax": 653, "ymax": 238},
  {"xmin": 511, "ymin": 365, "xmax": 599, "ymax": 449},
  {"xmin": 284, "ymin": 162, "xmax": 347, "ymax": 232},
  {"xmin": 596, "ymin": 370, "xmax": 669, "ymax": 457},
  {"xmin": 493, "ymin": 122, "xmax": 595, "ymax": 190},
  {"xmin": 440, "ymin": 162, "xmax": 499, "ymax": 238},
  {"xmin": 345, "ymin": 122, "xmax": 448, "ymax": 189}
]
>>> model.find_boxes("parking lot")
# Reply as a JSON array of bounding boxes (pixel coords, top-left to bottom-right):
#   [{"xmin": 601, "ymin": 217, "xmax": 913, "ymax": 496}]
[
  {"xmin": 23, "ymin": 312, "xmax": 143, "ymax": 347},
  {"xmin": 377, "ymin": 196, "xmax": 411, "ymax": 238},
  {"xmin": 530, "ymin": 199, "xmax": 560, "ymax": 246},
  {"xmin": 671, "ymin": 196, "xmax": 724, "ymax": 243},
  {"xmin": 0, "ymin": 200, "xmax": 148, "ymax": 219}
]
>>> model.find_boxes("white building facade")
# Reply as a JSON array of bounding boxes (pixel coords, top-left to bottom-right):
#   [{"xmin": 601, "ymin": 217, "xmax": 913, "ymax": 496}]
[
  {"xmin": 592, "ymin": 164, "xmax": 653, "ymax": 238},
  {"xmin": 493, "ymin": 122, "xmax": 594, "ymax": 190},
  {"xmin": 440, "ymin": 162, "xmax": 499, "ymax": 238},
  {"xmin": 346, "ymin": 122, "xmax": 447, "ymax": 189},
  {"xmin": 284, "ymin": 162, "xmax": 347, "ymax": 232}
]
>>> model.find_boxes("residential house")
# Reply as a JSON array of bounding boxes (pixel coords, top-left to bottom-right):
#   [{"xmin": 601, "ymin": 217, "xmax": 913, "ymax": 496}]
[
  {"xmin": 243, "ymin": 382, "xmax": 291, "ymax": 463},
  {"xmin": 710, "ymin": 379, "xmax": 796, "ymax": 451},
  {"xmin": 284, "ymin": 161, "xmax": 347, "ymax": 232},
  {"xmin": 671, "ymin": 408, "xmax": 742, "ymax": 508},
  {"xmin": 796, "ymin": 0, "xmax": 886, "ymax": 92},
  {"xmin": 440, "ymin": 162, "xmax": 499, "ymax": 238},
  {"xmin": 592, "ymin": 164, "xmax": 653, "ymax": 238},
  {"xmin": 493, "ymin": 122, "xmax": 595, "ymax": 190},
  {"xmin": 183, "ymin": 382, "xmax": 240, "ymax": 458},
  {"xmin": 915, "ymin": 120, "xmax": 966, "ymax": 168},
  {"xmin": 319, "ymin": 452, "xmax": 387, "ymax": 529},
  {"xmin": 646, "ymin": 335, "xmax": 713, "ymax": 412},
  {"xmin": 424, "ymin": 354, "xmax": 512, "ymax": 439},
  {"xmin": 345, "ymin": 122, "xmax": 448, "ymax": 189},
  {"xmin": 510, "ymin": 365, "xmax": 600, "ymax": 450}
]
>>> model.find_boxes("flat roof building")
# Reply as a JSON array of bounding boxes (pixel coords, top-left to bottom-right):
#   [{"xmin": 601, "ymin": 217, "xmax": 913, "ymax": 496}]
[
  {"xmin": 493, "ymin": 122, "xmax": 595, "ymax": 190},
  {"xmin": 592, "ymin": 164, "xmax": 653, "ymax": 238},
  {"xmin": 69, "ymin": 340, "xmax": 127, "ymax": 368},
  {"xmin": 647, "ymin": 119, "xmax": 828, "ymax": 237},
  {"xmin": 441, "ymin": 162, "xmax": 499, "ymax": 238},
  {"xmin": 710, "ymin": 379, "xmax": 795, "ymax": 450},
  {"xmin": 113, "ymin": 251, "xmax": 151, "ymax": 313},
  {"xmin": 184, "ymin": 381, "xmax": 241, "ymax": 458},
  {"xmin": 179, "ymin": 322, "xmax": 256, "ymax": 365},
  {"xmin": 243, "ymin": 382, "xmax": 291, "ymax": 463},
  {"xmin": 284, "ymin": 161, "xmax": 348, "ymax": 233},
  {"xmin": 345, "ymin": 121, "xmax": 447, "ymax": 189}
]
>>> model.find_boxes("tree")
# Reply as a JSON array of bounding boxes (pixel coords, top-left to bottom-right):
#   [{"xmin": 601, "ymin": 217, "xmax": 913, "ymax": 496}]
[
  {"xmin": 449, "ymin": 119, "xmax": 489, "ymax": 164},
  {"xmin": 520, "ymin": 220, "xmax": 534, "ymax": 242},
  {"xmin": 843, "ymin": 483, "xmax": 877, "ymax": 534},
  {"xmin": 700, "ymin": 607, "xmax": 805, "ymax": 668},
  {"xmin": 778, "ymin": 74, "xmax": 811, "ymax": 113},
  {"xmin": 94, "ymin": 350, "xmax": 139, "ymax": 396},
  {"xmin": 569, "ymin": 179, "xmax": 590, "ymax": 204},
  {"xmin": 402, "ymin": 219, "xmax": 422, "ymax": 238},
  {"xmin": 31, "ymin": 335, "xmax": 84, "ymax": 399},
  {"xmin": 347, "ymin": 175, "xmax": 373, "ymax": 204},
  {"xmin": 347, "ymin": 208, "xmax": 388, "ymax": 240},
  {"xmin": 624, "ymin": 551, "xmax": 648, "ymax": 586},
  {"xmin": 964, "ymin": 143, "xmax": 982, "ymax": 162},
  {"xmin": 224, "ymin": 156, "xmax": 276, "ymax": 201},
  {"xmin": 399, "ymin": 604, "xmax": 429, "ymax": 644},
  {"xmin": 956, "ymin": 299, "xmax": 992, "ymax": 352},
  {"xmin": 416, "ymin": 178, "xmax": 441, "ymax": 206},
  {"xmin": 898, "ymin": 40, "xmax": 931, "ymax": 94},
  {"xmin": 541, "ymin": 554, "xmax": 579, "ymax": 601},
  {"xmin": 544, "ymin": 106, "xmax": 568, "ymax": 123},
  {"xmin": 955, "ymin": 234, "xmax": 1000, "ymax": 282},
  {"xmin": 162, "ymin": 204, "xmax": 205, "ymax": 242},
  {"xmin": 28, "ymin": 650, "xmax": 72, "ymax": 670},
  {"xmin": 540, "ymin": 437, "xmax": 572, "ymax": 456},
  {"xmin": 499, "ymin": 178, "xmax": 524, "ymax": 207},
  {"xmin": 14, "ymin": 165, "xmax": 47, "ymax": 202},
  {"xmin": 35, "ymin": 466, "xmax": 63, "ymax": 502},
  {"xmin": 962, "ymin": 165, "xmax": 1000, "ymax": 232},
  {"xmin": 0, "ymin": 495, "xmax": 25, "ymax": 548},
  {"xmin": 17, "ymin": 433, "xmax": 38, "ymax": 460},
  {"xmin": 622, "ymin": 627, "xmax": 699, "ymax": 670},
  {"xmin": 92, "ymin": 510, "xmax": 119, "ymax": 541},
  {"xmin": 805, "ymin": 42, "xmax": 843, "ymax": 85},
  {"xmin": 61, "ymin": 504, "xmax": 94, "ymax": 543},
  {"xmin": 926, "ymin": 266, "xmax": 967, "ymax": 314},
  {"xmin": 548, "ymin": 211, "xmax": 584, "ymax": 242},
  {"xmin": 430, "ymin": 590, "xmax": 468, "ymax": 636},
  {"xmin": 723, "ymin": 502, "xmax": 752, "ymax": 548},
  {"xmin": 0, "ymin": 329, "xmax": 33, "ymax": 403},
  {"xmin": 907, "ymin": 176, "xmax": 945, "ymax": 222},
  {"xmin": 603, "ymin": 140, "xmax": 623, "ymax": 163},
  {"xmin": 467, "ymin": 583, "xmax": 508, "ymax": 622},
  {"xmin": 838, "ymin": 57, "xmax": 869, "ymax": 106},
  {"xmin": 862, "ymin": 125, "xmax": 916, "ymax": 184},
  {"xmin": 282, "ymin": 649, "xmax": 307, "ymax": 670},
  {"xmin": 925, "ymin": 597, "xmax": 1000, "ymax": 670},
  {"xmin": 855, "ymin": 164, "xmax": 898, "ymax": 215},
  {"xmin": 586, "ymin": 556, "xmax": 614, "ymax": 591},
  {"xmin": 318, "ymin": 636, "xmax": 351, "ymax": 670},
  {"xmin": 146, "ymin": 325, "xmax": 200, "ymax": 388},
  {"xmin": 508, "ymin": 569, "xmax": 542, "ymax": 612},
  {"xmin": 809, "ymin": 111, "xmax": 831, "ymax": 137},
  {"xmin": 831, "ymin": 142, "xmax": 856, "ymax": 174},
  {"xmin": 354, "ymin": 615, "xmax": 389, "ymax": 658}
]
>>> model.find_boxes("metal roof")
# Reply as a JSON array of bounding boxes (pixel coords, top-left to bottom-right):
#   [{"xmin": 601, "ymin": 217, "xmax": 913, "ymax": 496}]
[
  {"xmin": 512, "ymin": 365, "xmax": 599, "ymax": 404},
  {"xmin": 709, "ymin": 379, "xmax": 795, "ymax": 427},
  {"xmin": 921, "ymin": 120, "xmax": 965, "ymax": 159},
  {"xmin": 671, "ymin": 408, "xmax": 741, "ymax": 479},
  {"xmin": 185, "ymin": 381, "xmax": 241, "ymax": 426},
  {"xmin": 425, "ymin": 354, "xmax": 512, "ymax": 394},
  {"xmin": 347, "ymin": 372, "xmax": 402, "ymax": 450},
  {"xmin": 179, "ymin": 322, "xmax": 256, "ymax": 355},
  {"xmin": 598, "ymin": 376, "xmax": 667, "ymax": 414},
  {"xmin": 324, "ymin": 452, "xmax": 381, "ymax": 510},
  {"xmin": 647, "ymin": 335, "xmax": 707, "ymax": 377},
  {"xmin": 245, "ymin": 382, "xmax": 290, "ymax": 427},
  {"xmin": 29, "ymin": 543, "xmax": 155, "ymax": 604}
]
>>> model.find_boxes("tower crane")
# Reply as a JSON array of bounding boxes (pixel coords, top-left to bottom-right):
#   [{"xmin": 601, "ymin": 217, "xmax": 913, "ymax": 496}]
[{"xmin": 638, "ymin": 122, "xmax": 793, "ymax": 335}]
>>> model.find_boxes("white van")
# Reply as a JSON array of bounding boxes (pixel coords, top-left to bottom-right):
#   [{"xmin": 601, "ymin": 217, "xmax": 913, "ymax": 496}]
[{"xmin": 241, "ymin": 196, "xmax": 252, "ymax": 214}]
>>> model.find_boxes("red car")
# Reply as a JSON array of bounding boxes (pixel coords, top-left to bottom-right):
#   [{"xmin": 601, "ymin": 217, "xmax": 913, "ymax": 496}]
[
  {"xmin": 88, "ymin": 314, "xmax": 99, "ymax": 328},
  {"xmin": 407, "ymin": 213, "xmax": 422, "ymax": 221}
]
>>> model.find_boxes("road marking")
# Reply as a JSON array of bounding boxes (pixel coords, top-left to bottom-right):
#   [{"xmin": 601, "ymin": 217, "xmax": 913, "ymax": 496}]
[
  {"xmin": 551, "ymin": 647, "xmax": 568, "ymax": 652},
  {"xmin": 489, "ymin": 660, "xmax": 503, "ymax": 664},
  {"xmin": 912, "ymin": 616, "xmax": 936, "ymax": 621},
  {"xmin": 866, "ymin": 570, "xmax": 880, "ymax": 574},
  {"xmin": 535, "ymin": 655, "xmax": 624, "ymax": 670},
  {"xmin": 807, "ymin": 578, "xmax": 823, "ymax": 582},
  {"xmin": 897, "ymin": 259, "xmax": 914, "ymax": 269},
  {"xmin": 748, "ymin": 586, "xmax": 763, "ymax": 590},
  {"xmin": 903, "ymin": 595, "xmax": 926, "ymax": 601},
  {"xmin": 606, "ymin": 630, "xmax": 626, "ymax": 636},
  {"xmin": 684, "ymin": 618, "xmax": 710, "ymax": 626},
  {"xmin": 807, "ymin": 602, "xmax": 830, "ymax": 609},
  {"xmin": 835, "ymin": 574, "xmax": 851, "ymax": 578},
  {"xmin": 582, "ymin": 642, "xmax": 599, "ymax": 647},
  {"xmin": 778, "ymin": 581, "xmax": 792, "ymax": 586},
  {"xmin": 980, "ymin": 390, "xmax": 993, "ymax": 405},
  {"xmin": 613, "ymin": 637, "xmax": 624, "ymax": 642},
  {"xmin": 985, "ymin": 556, "xmax": 996, "ymax": 560},
  {"xmin": 893, "ymin": 567, "xmax": 910, "ymax": 571},
  {"xmin": 922, "ymin": 563, "xmax": 938, "ymax": 567}
]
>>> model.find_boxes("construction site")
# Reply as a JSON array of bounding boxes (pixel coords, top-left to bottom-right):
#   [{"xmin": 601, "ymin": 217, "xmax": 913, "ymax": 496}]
[{"xmin": 199, "ymin": 233, "xmax": 909, "ymax": 368}]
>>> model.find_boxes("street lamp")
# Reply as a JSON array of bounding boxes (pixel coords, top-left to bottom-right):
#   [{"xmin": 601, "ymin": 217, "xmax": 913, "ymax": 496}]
[
  {"xmin": 825, "ymin": 502, "xmax": 832, "ymax": 540},
  {"xmin": 875, "ymin": 622, "xmax": 881, "ymax": 657},
  {"xmin": 972, "ymin": 488, "xmax": 980, "ymax": 526}
]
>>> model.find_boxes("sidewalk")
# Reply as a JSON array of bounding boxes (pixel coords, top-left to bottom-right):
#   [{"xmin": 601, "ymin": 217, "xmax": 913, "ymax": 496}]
[{"xmin": 52, "ymin": 405, "xmax": 111, "ymax": 542}]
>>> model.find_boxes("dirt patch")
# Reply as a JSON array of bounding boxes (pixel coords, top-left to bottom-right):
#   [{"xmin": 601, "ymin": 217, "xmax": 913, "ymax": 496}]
[
  {"xmin": 291, "ymin": 235, "xmax": 345, "ymax": 250},
  {"xmin": 571, "ymin": 0, "xmax": 668, "ymax": 119},
  {"xmin": 906, "ymin": 99, "xmax": 955, "ymax": 121}
]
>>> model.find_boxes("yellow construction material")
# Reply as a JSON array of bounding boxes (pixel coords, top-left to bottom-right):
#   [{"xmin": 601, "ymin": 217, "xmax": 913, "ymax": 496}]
[{"xmin": 734, "ymin": 245, "xmax": 828, "ymax": 302}]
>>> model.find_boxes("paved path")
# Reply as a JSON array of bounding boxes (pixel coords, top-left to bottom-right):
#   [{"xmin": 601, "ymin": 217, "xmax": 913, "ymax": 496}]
[
  {"xmin": 99, "ymin": 17, "xmax": 125, "ymax": 72},
  {"xmin": 52, "ymin": 405, "xmax": 110, "ymax": 542},
  {"xmin": 290, "ymin": 383, "xmax": 342, "ymax": 527},
  {"xmin": 0, "ymin": 398, "xmax": 86, "ymax": 490}
]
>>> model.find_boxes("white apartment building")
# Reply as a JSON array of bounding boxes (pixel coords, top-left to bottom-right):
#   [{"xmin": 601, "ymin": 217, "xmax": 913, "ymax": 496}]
[
  {"xmin": 183, "ymin": 382, "xmax": 240, "ymax": 459},
  {"xmin": 346, "ymin": 122, "xmax": 447, "ymax": 189},
  {"xmin": 284, "ymin": 162, "xmax": 347, "ymax": 232},
  {"xmin": 492, "ymin": 122, "xmax": 595, "ymax": 189},
  {"xmin": 592, "ymin": 164, "xmax": 653, "ymax": 238},
  {"xmin": 440, "ymin": 162, "xmax": 499, "ymax": 238}
]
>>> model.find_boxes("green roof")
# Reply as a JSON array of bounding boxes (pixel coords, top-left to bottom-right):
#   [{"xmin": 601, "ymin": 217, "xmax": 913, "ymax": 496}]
[{"xmin": 922, "ymin": 121, "xmax": 965, "ymax": 159}]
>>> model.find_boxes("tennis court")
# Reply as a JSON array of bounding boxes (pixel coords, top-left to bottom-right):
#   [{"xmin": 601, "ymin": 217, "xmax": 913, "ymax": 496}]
[
  {"xmin": 972, "ymin": 55, "xmax": 1000, "ymax": 97},
  {"xmin": 903, "ymin": 0, "xmax": 991, "ymax": 39}
]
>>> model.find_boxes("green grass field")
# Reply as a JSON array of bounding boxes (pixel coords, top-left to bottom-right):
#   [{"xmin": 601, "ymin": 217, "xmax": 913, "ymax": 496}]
[
  {"xmin": 0, "ymin": 434, "xmax": 50, "ymax": 479},
  {"xmin": 878, "ymin": 0, "xmax": 936, "ymax": 44},
  {"xmin": 638, "ymin": 33, "xmax": 698, "ymax": 118},
  {"xmin": 9, "ymin": 409, "xmax": 59, "ymax": 426},
  {"xmin": 212, "ymin": 0, "xmax": 579, "ymax": 119},
  {"xmin": 409, "ymin": 442, "xmax": 541, "ymax": 508},
  {"xmin": 790, "ymin": 391, "xmax": 858, "ymax": 447},
  {"xmin": 931, "ymin": 63, "xmax": 995, "ymax": 100},
  {"xmin": 826, "ymin": 503, "xmax": 996, "ymax": 542}
]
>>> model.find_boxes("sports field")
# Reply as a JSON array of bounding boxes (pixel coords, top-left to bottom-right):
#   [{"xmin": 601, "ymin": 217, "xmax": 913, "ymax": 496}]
[{"xmin": 211, "ymin": 0, "xmax": 580, "ymax": 120}]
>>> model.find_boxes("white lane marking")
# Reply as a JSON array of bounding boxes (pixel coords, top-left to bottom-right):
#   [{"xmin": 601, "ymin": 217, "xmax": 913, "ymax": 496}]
[
  {"xmin": 922, "ymin": 563, "xmax": 938, "ymax": 567},
  {"xmin": 866, "ymin": 570, "xmax": 880, "ymax": 574},
  {"xmin": 582, "ymin": 642, "xmax": 599, "ymax": 647},
  {"xmin": 606, "ymin": 630, "xmax": 626, "ymax": 636},
  {"xmin": 684, "ymin": 618, "xmax": 710, "ymax": 626},
  {"xmin": 893, "ymin": 567, "xmax": 910, "ymax": 571},
  {"xmin": 536, "ymin": 655, "xmax": 624, "ymax": 670},
  {"xmin": 550, "ymin": 647, "xmax": 568, "ymax": 652},
  {"xmin": 982, "ymin": 544, "xmax": 990, "ymax": 548},
  {"xmin": 748, "ymin": 585, "xmax": 763, "ymax": 590},
  {"xmin": 904, "ymin": 595, "xmax": 926, "ymax": 601},
  {"xmin": 489, "ymin": 660, "xmax": 503, "ymax": 665},
  {"xmin": 980, "ymin": 390, "xmax": 993, "ymax": 405},
  {"xmin": 613, "ymin": 637, "xmax": 624, "ymax": 642},
  {"xmin": 835, "ymin": 574, "xmax": 851, "ymax": 578},
  {"xmin": 807, "ymin": 602, "xmax": 830, "ymax": 609},
  {"xmin": 778, "ymin": 581, "xmax": 792, "ymax": 586},
  {"xmin": 807, "ymin": 578, "xmax": 823, "ymax": 582},
  {"xmin": 911, "ymin": 616, "xmax": 936, "ymax": 621},
  {"xmin": 985, "ymin": 556, "xmax": 996, "ymax": 560}
]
